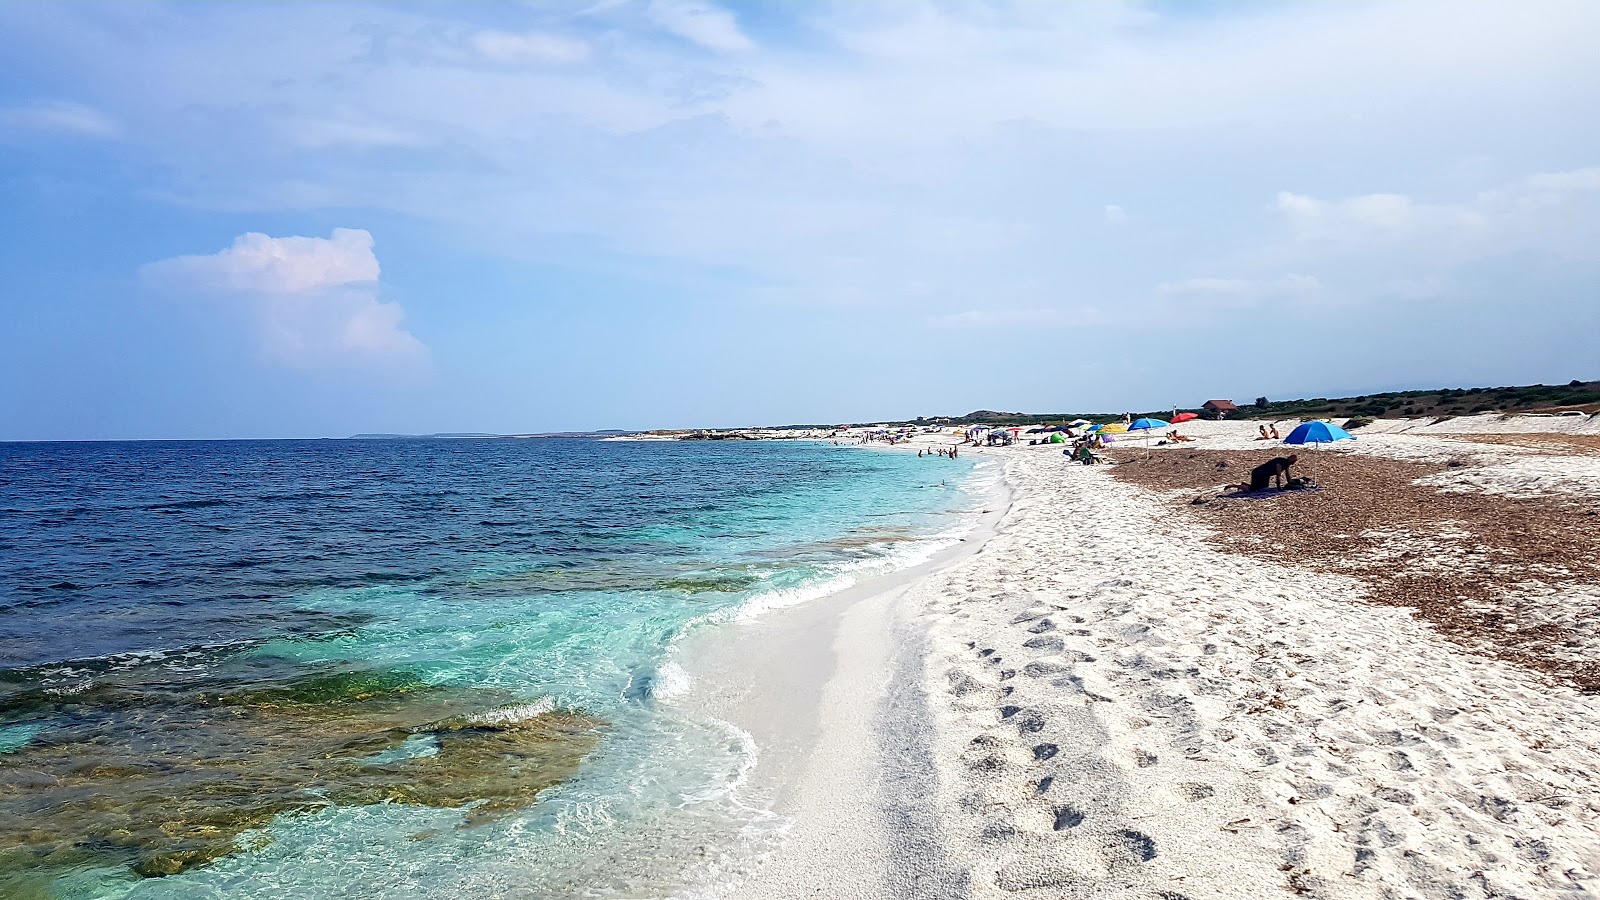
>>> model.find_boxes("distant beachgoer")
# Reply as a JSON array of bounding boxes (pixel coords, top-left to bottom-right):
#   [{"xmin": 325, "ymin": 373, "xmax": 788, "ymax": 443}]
[
  {"xmin": 1269, "ymin": 424, "xmax": 1281, "ymax": 439},
  {"xmin": 1256, "ymin": 425, "xmax": 1270, "ymax": 440}
]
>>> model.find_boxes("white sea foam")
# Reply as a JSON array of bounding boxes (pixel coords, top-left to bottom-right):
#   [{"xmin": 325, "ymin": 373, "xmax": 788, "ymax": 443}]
[
  {"xmin": 650, "ymin": 660, "xmax": 694, "ymax": 700},
  {"xmin": 732, "ymin": 573, "xmax": 860, "ymax": 622},
  {"xmin": 461, "ymin": 697, "xmax": 556, "ymax": 726}
]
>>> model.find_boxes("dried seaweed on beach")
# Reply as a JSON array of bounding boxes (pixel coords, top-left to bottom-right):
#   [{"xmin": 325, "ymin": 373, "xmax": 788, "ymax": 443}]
[{"xmin": 1108, "ymin": 447, "xmax": 1600, "ymax": 692}]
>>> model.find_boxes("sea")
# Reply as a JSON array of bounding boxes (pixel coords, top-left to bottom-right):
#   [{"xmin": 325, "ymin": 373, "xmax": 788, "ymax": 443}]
[{"xmin": 0, "ymin": 437, "xmax": 991, "ymax": 898}]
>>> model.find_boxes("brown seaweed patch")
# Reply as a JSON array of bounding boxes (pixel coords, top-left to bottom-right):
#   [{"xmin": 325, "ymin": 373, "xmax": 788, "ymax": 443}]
[
  {"xmin": 0, "ymin": 670, "xmax": 602, "ymax": 884},
  {"xmin": 654, "ymin": 574, "xmax": 758, "ymax": 594}
]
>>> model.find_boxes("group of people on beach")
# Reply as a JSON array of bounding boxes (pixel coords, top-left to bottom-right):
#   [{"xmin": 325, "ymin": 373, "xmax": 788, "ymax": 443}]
[
  {"xmin": 918, "ymin": 446, "xmax": 960, "ymax": 459},
  {"xmin": 1255, "ymin": 424, "xmax": 1281, "ymax": 440},
  {"xmin": 1066, "ymin": 435, "xmax": 1107, "ymax": 465}
]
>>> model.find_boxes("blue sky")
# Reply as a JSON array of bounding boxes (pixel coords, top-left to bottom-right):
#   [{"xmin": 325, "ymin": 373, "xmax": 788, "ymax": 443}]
[{"xmin": 3, "ymin": 0, "xmax": 1598, "ymax": 439}]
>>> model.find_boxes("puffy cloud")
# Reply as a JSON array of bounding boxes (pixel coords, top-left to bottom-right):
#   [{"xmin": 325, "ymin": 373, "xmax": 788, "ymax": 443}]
[
  {"xmin": 1275, "ymin": 167, "xmax": 1600, "ymax": 261},
  {"xmin": 645, "ymin": 1, "xmax": 754, "ymax": 52},
  {"xmin": 1276, "ymin": 190, "xmax": 1489, "ymax": 245},
  {"xmin": 0, "ymin": 100, "xmax": 120, "ymax": 138},
  {"xmin": 8, "ymin": 0, "xmax": 1600, "ymax": 345},
  {"xmin": 147, "ymin": 228, "xmax": 379, "ymax": 294},
  {"xmin": 142, "ymin": 229, "xmax": 426, "ymax": 370}
]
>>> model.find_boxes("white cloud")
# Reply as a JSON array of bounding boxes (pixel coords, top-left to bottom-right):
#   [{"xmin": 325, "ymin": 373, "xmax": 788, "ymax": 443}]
[
  {"xmin": 7, "ymin": 0, "xmax": 1600, "ymax": 336},
  {"xmin": 471, "ymin": 29, "xmax": 590, "ymax": 65},
  {"xmin": 1275, "ymin": 190, "xmax": 1489, "ymax": 245},
  {"xmin": 645, "ymin": 1, "xmax": 754, "ymax": 52},
  {"xmin": 142, "ymin": 229, "xmax": 426, "ymax": 370},
  {"xmin": 148, "ymin": 228, "xmax": 379, "ymax": 294},
  {"xmin": 1275, "ymin": 167, "xmax": 1600, "ymax": 261},
  {"xmin": 0, "ymin": 100, "xmax": 120, "ymax": 138}
]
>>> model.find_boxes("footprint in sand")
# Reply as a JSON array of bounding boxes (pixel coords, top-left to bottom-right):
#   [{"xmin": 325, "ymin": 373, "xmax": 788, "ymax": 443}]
[
  {"xmin": 1116, "ymin": 829, "xmax": 1158, "ymax": 862},
  {"xmin": 1052, "ymin": 805, "xmax": 1086, "ymax": 830},
  {"xmin": 947, "ymin": 671, "xmax": 982, "ymax": 696},
  {"xmin": 1013, "ymin": 711, "xmax": 1046, "ymax": 734}
]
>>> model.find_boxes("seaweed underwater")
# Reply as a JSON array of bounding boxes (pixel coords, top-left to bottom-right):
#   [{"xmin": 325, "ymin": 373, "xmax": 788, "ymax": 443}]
[{"xmin": 0, "ymin": 649, "xmax": 603, "ymax": 887}]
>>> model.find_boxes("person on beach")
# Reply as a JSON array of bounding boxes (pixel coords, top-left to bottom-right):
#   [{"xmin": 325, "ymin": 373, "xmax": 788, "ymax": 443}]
[
  {"xmin": 1269, "ymin": 423, "xmax": 1281, "ymax": 439},
  {"xmin": 1256, "ymin": 424, "xmax": 1271, "ymax": 440}
]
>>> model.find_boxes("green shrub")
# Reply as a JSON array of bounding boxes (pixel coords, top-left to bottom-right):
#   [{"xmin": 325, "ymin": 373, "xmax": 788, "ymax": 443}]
[{"xmin": 1342, "ymin": 417, "xmax": 1374, "ymax": 430}]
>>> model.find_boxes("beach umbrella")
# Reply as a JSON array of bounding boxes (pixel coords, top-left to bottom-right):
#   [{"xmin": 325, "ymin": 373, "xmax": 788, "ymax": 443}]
[
  {"xmin": 1171, "ymin": 412, "xmax": 1199, "ymax": 423},
  {"xmin": 1283, "ymin": 420, "xmax": 1355, "ymax": 450},
  {"xmin": 1128, "ymin": 416, "xmax": 1170, "ymax": 450},
  {"xmin": 1099, "ymin": 423, "xmax": 1129, "ymax": 434},
  {"xmin": 1069, "ymin": 419, "xmax": 1092, "ymax": 427},
  {"xmin": 1084, "ymin": 424, "xmax": 1103, "ymax": 433}
]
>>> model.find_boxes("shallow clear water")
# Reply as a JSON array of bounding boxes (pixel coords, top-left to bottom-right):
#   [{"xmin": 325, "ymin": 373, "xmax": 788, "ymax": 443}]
[{"xmin": 0, "ymin": 437, "xmax": 985, "ymax": 898}]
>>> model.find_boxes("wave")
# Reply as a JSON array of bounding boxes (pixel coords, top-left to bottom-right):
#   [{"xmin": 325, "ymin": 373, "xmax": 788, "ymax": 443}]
[{"xmin": 458, "ymin": 698, "xmax": 558, "ymax": 726}]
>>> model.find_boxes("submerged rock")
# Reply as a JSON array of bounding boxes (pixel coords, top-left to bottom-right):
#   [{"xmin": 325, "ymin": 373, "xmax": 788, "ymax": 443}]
[{"xmin": 0, "ymin": 662, "xmax": 602, "ymax": 886}]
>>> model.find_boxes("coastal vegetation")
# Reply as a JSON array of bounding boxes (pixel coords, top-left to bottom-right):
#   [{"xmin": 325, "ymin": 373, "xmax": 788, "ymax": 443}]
[{"xmin": 744, "ymin": 378, "xmax": 1600, "ymax": 430}]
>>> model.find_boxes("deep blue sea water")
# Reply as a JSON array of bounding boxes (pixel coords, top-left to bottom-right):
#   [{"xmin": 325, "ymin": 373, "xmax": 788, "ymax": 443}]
[{"xmin": 0, "ymin": 437, "xmax": 986, "ymax": 898}]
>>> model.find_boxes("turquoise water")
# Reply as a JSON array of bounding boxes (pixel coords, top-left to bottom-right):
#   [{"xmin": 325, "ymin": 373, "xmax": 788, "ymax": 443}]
[{"xmin": 0, "ymin": 437, "xmax": 990, "ymax": 898}]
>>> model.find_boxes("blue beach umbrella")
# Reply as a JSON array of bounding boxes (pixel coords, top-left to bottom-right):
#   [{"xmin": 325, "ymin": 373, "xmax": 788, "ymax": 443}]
[
  {"xmin": 1283, "ymin": 420, "xmax": 1355, "ymax": 449},
  {"xmin": 1128, "ymin": 417, "xmax": 1170, "ymax": 447}
]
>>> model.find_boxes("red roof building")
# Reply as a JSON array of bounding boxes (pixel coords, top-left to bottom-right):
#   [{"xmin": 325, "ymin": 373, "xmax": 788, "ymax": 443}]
[{"xmin": 1201, "ymin": 399, "xmax": 1240, "ymax": 418}]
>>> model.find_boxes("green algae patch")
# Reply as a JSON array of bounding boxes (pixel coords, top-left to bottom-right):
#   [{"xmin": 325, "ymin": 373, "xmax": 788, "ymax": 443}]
[
  {"xmin": 655, "ymin": 574, "xmax": 759, "ymax": 594},
  {"xmin": 214, "ymin": 668, "xmax": 437, "ymax": 708},
  {"xmin": 0, "ymin": 665, "xmax": 603, "ymax": 886}
]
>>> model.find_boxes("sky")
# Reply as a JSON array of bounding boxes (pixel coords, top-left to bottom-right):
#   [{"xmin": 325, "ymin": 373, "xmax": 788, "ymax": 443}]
[{"xmin": 2, "ymin": 0, "xmax": 1598, "ymax": 439}]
